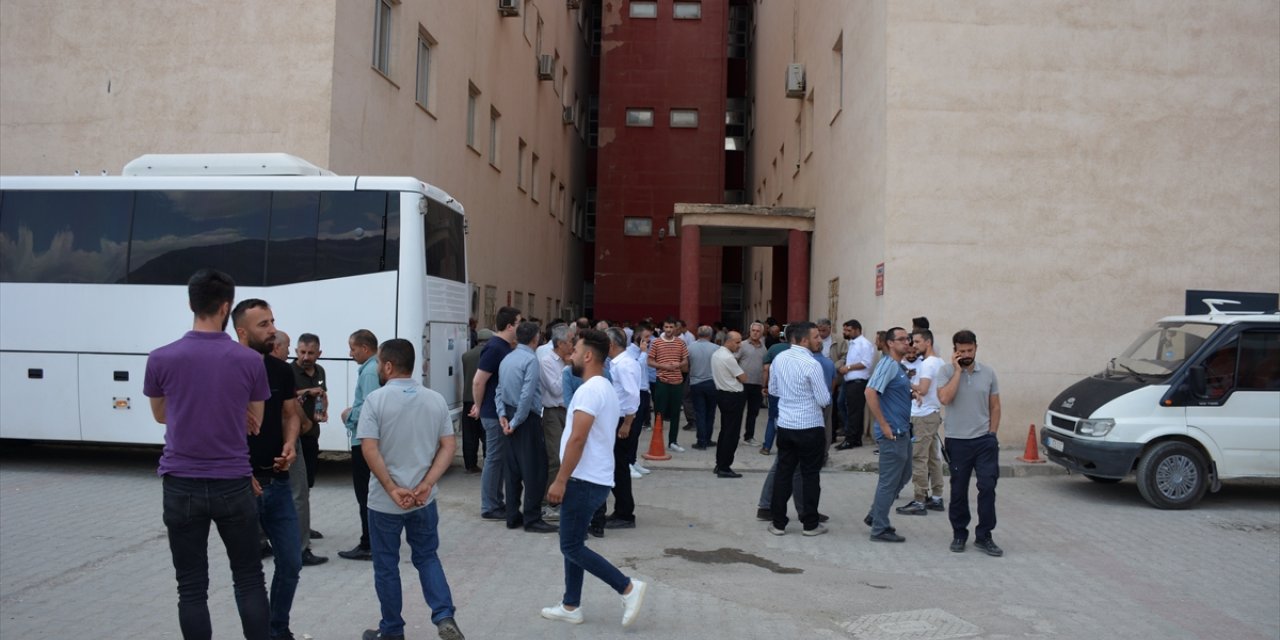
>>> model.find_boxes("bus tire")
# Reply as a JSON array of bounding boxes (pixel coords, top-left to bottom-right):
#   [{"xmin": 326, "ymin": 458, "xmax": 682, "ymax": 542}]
[{"xmin": 1136, "ymin": 441, "xmax": 1208, "ymax": 509}]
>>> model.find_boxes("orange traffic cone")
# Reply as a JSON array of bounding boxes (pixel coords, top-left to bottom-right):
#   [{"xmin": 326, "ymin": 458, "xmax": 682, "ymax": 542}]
[
  {"xmin": 642, "ymin": 414, "xmax": 672, "ymax": 461},
  {"xmin": 1016, "ymin": 424, "xmax": 1045, "ymax": 463}
]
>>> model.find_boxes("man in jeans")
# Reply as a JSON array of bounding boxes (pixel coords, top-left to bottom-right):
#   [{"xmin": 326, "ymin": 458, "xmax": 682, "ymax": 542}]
[
  {"xmin": 358, "ymin": 339, "xmax": 465, "ymax": 640},
  {"xmin": 470, "ymin": 306, "xmax": 522, "ymax": 519},
  {"xmin": 936, "ymin": 330, "xmax": 1003, "ymax": 557},
  {"xmin": 540, "ymin": 330, "xmax": 648, "ymax": 628},
  {"xmin": 864, "ymin": 327, "xmax": 914, "ymax": 543},
  {"xmin": 146, "ymin": 269, "xmax": 272, "ymax": 639},
  {"xmin": 687, "ymin": 326, "xmax": 720, "ymax": 450},
  {"xmin": 767, "ymin": 322, "xmax": 832, "ymax": 536}
]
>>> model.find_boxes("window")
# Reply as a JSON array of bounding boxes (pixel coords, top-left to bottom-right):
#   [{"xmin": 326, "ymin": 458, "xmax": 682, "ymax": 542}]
[
  {"xmin": 0, "ymin": 190, "xmax": 132, "ymax": 283},
  {"xmin": 514, "ymin": 291, "xmax": 524, "ymax": 310},
  {"xmin": 129, "ymin": 191, "xmax": 271, "ymax": 285},
  {"xmin": 557, "ymin": 182, "xmax": 566, "ymax": 222},
  {"xmin": 466, "ymin": 84, "xmax": 480, "ymax": 150},
  {"xmin": 372, "ymin": 0, "xmax": 394, "ymax": 75},
  {"xmin": 629, "ymin": 1, "xmax": 657, "ymax": 18},
  {"xmin": 670, "ymin": 109, "xmax": 699, "ymax": 128},
  {"xmin": 584, "ymin": 188, "xmax": 596, "ymax": 241},
  {"xmin": 517, "ymin": 139, "xmax": 528, "ymax": 191},
  {"xmin": 803, "ymin": 89, "xmax": 815, "ymax": 161},
  {"xmin": 832, "ymin": 32, "xmax": 844, "ymax": 121},
  {"xmin": 531, "ymin": 154, "xmax": 540, "ymax": 202},
  {"xmin": 265, "ymin": 191, "xmax": 320, "ymax": 285},
  {"xmin": 623, "ymin": 217, "xmax": 652, "ymax": 237},
  {"xmin": 588, "ymin": 95, "xmax": 600, "ymax": 147},
  {"xmin": 315, "ymin": 191, "xmax": 396, "ymax": 280},
  {"xmin": 673, "ymin": 2, "xmax": 701, "ymax": 19},
  {"xmin": 536, "ymin": 12, "xmax": 544, "ymax": 56},
  {"xmin": 626, "ymin": 108, "xmax": 654, "ymax": 127},
  {"xmin": 553, "ymin": 51, "xmax": 562, "ymax": 94},
  {"xmin": 415, "ymin": 29, "xmax": 435, "ymax": 110},
  {"xmin": 488, "ymin": 107, "xmax": 501, "ymax": 168},
  {"xmin": 424, "ymin": 196, "xmax": 465, "ymax": 282},
  {"xmin": 484, "ymin": 285, "xmax": 497, "ymax": 328},
  {"xmin": 548, "ymin": 172, "xmax": 557, "ymax": 217},
  {"xmin": 1237, "ymin": 332, "xmax": 1280, "ymax": 391}
]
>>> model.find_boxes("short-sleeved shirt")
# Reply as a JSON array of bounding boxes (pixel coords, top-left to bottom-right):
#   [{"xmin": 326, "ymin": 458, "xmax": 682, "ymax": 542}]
[
  {"xmin": 563, "ymin": 375, "xmax": 620, "ymax": 487},
  {"xmin": 248, "ymin": 355, "xmax": 297, "ymax": 480},
  {"xmin": 145, "ymin": 331, "xmax": 271, "ymax": 479},
  {"xmin": 476, "ymin": 335, "xmax": 512, "ymax": 419},
  {"xmin": 648, "ymin": 336, "xmax": 688, "ymax": 385},
  {"xmin": 357, "ymin": 378, "xmax": 452, "ymax": 514},
  {"xmin": 292, "ymin": 361, "xmax": 327, "ymax": 434},
  {"xmin": 461, "ymin": 343, "xmax": 485, "ymax": 404},
  {"xmin": 610, "ymin": 352, "xmax": 642, "ymax": 416},
  {"xmin": 345, "ymin": 355, "xmax": 380, "ymax": 447},
  {"xmin": 688, "ymin": 340, "xmax": 719, "ymax": 385},
  {"xmin": 903, "ymin": 355, "xmax": 943, "ymax": 417},
  {"xmin": 937, "ymin": 362, "xmax": 1000, "ymax": 439},
  {"xmin": 762, "ymin": 342, "xmax": 790, "ymax": 366},
  {"xmin": 844, "ymin": 335, "xmax": 874, "ymax": 381},
  {"xmin": 867, "ymin": 357, "xmax": 912, "ymax": 438},
  {"xmin": 711, "ymin": 346, "xmax": 745, "ymax": 392},
  {"xmin": 812, "ymin": 351, "xmax": 836, "ymax": 390},
  {"xmin": 736, "ymin": 339, "xmax": 766, "ymax": 385}
]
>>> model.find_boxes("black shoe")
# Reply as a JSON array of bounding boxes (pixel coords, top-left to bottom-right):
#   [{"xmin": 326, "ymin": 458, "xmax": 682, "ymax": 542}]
[
  {"xmin": 588, "ymin": 525, "xmax": 605, "ymax": 538},
  {"xmin": 338, "ymin": 545, "xmax": 373, "ymax": 561},
  {"xmin": 524, "ymin": 520, "xmax": 558, "ymax": 533},
  {"xmin": 437, "ymin": 616, "xmax": 465, "ymax": 640},
  {"xmin": 260, "ymin": 542, "xmax": 273, "ymax": 558},
  {"xmin": 603, "ymin": 517, "xmax": 636, "ymax": 530},
  {"xmin": 716, "ymin": 468, "xmax": 743, "ymax": 478},
  {"xmin": 506, "ymin": 516, "xmax": 525, "ymax": 530},
  {"xmin": 682, "ymin": 424, "xmax": 695, "ymax": 431},
  {"xmin": 362, "ymin": 630, "xmax": 405, "ymax": 640},
  {"xmin": 817, "ymin": 513, "xmax": 830, "ymax": 523},
  {"xmin": 308, "ymin": 529, "xmax": 323, "ymax": 540},
  {"xmin": 465, "ymin": 466, "xmax": 481, "ymax": 474},
  {"xmin": 926, "ymin": 497, "xmax": 945, "ymax": 512},
  {"xmin": 691, "ymin": 443, "xmax": 708, "ymax": 450},
  {"xmin": 301, "ymin": 549, "xmax": 329, "ymax": 566},
  {"xmin": 835, "ymin": 441, "xmax": 861, "ymax": 450},
  {"xmin": 870, "ymin": 530, "xmax": 906, "ymax": 543},
  {"xmin": 974, "ymin": 538, "xmax": 1004, "ymax": 557},
  {"xmin": 480, "ymin": 510, "xmax": 506, "ymax": 521},
  {"xmin": 270, "ymin": 634, "xmax": 295, "ymax": 640},
  {"xmin": 756, "ymin": 508, "xmax": 771, "ymax": 521},
  {"xmin": 950, "ymin": 538, "xmax": 966, "ymax": 553},
  {"xmin": 863, "ymin": 514, "xmax": 873, "ymax": 527},
  {"xmin": 895, "ymin": 501, "xmax": 928, "ymax": 516}
]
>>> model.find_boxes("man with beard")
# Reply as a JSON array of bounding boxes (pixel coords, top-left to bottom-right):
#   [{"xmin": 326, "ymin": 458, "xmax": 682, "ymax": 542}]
[
  {"xmin": 836, "ymin": 319, "xmax": 873, "ymax": 450},
  {"xmin": 896, "ymin": 329, "xmax": 946, "ymax": 516},
  {"xmin": 647, "ymin": 318, "xmax": 689, "ymax": 452},
  {"xmin": 864, "ymin": 327, "xmax": 914, "ymax": 543},
  {"xmin": 292, "ymin": 333, "xmax": 331, "ymax": 564},
  {"xmin": 232, "ymin": 299, "xmax": 303, "ymax": 640},
  {"xmin": 767, "ymin": 322, "xmax": 831, "ymax": 537},
  {"xmin": 736, "ymin": 322, "xmax": 767, "ymax": 446}
]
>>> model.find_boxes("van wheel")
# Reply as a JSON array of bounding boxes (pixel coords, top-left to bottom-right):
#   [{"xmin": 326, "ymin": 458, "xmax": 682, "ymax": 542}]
[
  {"xmin": 1136, "ymin": 441, "xmax": 1207, "ymax": 509},
  {"xmin": 1083, "ymin": 474, "xmax": 1121, "ymax": 484}
]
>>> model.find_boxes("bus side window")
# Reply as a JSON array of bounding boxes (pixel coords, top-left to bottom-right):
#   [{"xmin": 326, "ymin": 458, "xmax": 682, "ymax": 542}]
[
  {"xmin": 129, "ymin": 191, "xmax": 270, "ymax": 285},
  {"xmin": 316, "ymin": 192, "xmax": 393, "ymax": 280},
  {"xmin": 1237, "ymin": 331, "xmax": 1280, "ymax": 391},
  {"xmin": 0, "ymin": 190, "xmax": 132, "ymax": 284},
  {"xmin": 266, "ymin": 191, "xmax": 320, "ymax": 285}
]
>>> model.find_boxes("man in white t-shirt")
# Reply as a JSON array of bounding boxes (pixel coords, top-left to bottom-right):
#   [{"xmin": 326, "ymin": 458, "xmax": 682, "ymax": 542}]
[
  {"xmin": 897, "ymin": 329, "xmax": 946, "ymax": 516},
  {"xmin": 541, "ymin": 329, "xmax": 649, "ymax": 629}
]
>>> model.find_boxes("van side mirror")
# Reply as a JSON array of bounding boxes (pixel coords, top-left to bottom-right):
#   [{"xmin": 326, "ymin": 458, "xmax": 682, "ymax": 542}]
[{"xmin": 1188, "ymin": 365, "xmax": 1207, "ymax": 396}]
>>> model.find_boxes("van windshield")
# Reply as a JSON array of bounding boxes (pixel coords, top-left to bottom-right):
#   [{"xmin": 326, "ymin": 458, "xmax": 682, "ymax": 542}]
[{"xmin": 1108, "ymin": 322, "xmax": 1218, "ymax": 379}]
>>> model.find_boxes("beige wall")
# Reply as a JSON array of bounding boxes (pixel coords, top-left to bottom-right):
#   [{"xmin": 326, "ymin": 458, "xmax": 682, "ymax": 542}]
[{"xmin": 748, "ymin": 0, "xmax": 1280, "ymax": 442}]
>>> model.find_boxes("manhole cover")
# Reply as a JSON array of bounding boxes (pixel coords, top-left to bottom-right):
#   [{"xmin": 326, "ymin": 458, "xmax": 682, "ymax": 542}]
[{"xmin": 840, "ymin": 608, "xmax": 980, "ymax": 640}]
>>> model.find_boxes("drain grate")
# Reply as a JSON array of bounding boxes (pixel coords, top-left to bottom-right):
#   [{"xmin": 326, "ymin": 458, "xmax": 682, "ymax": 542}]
[{"xmin": 840, "ymin": 608, "xmax": 980, "ymax": 640}]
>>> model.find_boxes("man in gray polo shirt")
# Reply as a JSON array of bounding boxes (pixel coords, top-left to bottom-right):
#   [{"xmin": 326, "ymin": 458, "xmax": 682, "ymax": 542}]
[
  {"xmin": 687, "ymin": 326, "xmax": 720, "ymax": 449},
  {"xmin": 936, "ymin": 329, "xmax": 1003, "ymax": 557}
]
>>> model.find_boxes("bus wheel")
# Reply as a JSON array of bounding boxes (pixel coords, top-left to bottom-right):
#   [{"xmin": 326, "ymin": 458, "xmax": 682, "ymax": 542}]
[
  {"xmin": 1136, "ymin": 441, "xmax": 1207, "ymax": 509},
  {"xmin": 1083, "ymin": 474, "xmax": 1121, "ymax": 484}
]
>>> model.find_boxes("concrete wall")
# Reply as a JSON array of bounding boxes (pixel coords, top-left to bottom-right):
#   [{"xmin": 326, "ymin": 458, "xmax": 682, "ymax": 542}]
[{"xmin": 748, "ymin": 0, "xmax": 1280, "ymax": 442}]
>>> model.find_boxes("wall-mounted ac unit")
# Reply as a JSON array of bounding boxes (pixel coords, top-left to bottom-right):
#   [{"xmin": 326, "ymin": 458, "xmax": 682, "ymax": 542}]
[
  {"xmin": 785, "ymin": 63, "xmax": 805, "ymax": 98},
  {"xmin": 537, "ymin": 54, "xmax": 554, "ymax": 80},
  {"xmin": 562, "ymin": 105, "xmax": 575, "ymax": 124},
  {"xmin": 498, "ymin": 0, "xmax": 520, "ymax": 17}
]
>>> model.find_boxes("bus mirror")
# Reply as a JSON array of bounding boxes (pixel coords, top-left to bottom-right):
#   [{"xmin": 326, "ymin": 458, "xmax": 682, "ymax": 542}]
[{"xmin": 1188, "ymin": 365, "xmax": 1207, "ymax": 396}]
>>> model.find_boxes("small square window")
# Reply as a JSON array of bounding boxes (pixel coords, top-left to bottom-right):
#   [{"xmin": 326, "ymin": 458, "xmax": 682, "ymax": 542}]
[
  {"xmin": 626, "ymin": 108, "xmax": 654, "ymax": 127},
  {"xmin": 623, "ymin": 217, "xmax": 653, "ymax": 236},
  {"xmin": 673, "ymin": 2, "xmax": 701, "ymax": 19},
  {"xmin": 630, "ymin": 2, "xmax": 657, "ymax": 19},
  {"xmin": 670, "ymin": 109, "xmax": 699, "ymax": 128}
]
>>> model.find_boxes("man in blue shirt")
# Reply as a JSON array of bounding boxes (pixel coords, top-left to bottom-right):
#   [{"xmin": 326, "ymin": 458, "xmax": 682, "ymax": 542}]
[
  {"xmin": 470, "ymin": 306, "xmax": 522, "ymax": 520},
  {"xmin": 496, "ymin": 321, "xmax": 556, "ymax": 533},
  {"xmin": 864, "ymin": 327, "xmax": 914, "ymax": 542},
  {"xmin": 339, "ymin": 329, "xmax": 380, "ymax": 561}
]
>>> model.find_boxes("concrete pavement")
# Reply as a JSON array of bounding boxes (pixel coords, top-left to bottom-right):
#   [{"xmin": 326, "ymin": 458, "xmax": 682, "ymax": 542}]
[{"xmin": 1, "ymin": 443, "xmax": 1277, "ymax": 639}]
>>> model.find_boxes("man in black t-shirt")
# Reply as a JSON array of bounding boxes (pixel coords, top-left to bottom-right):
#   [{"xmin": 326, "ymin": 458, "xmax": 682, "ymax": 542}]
[
  {"xmin": 233, "ymin": 299, "xmax": 304, "ymax": 640},
  {"xmin": 291, "ymin": 333, "xmax": 329, "ymax": 566}
]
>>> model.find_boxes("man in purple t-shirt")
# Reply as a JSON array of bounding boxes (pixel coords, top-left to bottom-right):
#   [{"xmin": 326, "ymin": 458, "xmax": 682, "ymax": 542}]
[{"xmin": 144, "ymin": 269, "xmax": 272, "ymax": 640}]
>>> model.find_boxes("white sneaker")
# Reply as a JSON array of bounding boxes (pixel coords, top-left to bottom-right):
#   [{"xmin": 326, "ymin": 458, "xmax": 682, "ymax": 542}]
[
  {"xmin": 668, "ymin": 443, "xmax": 686, "ymax": 453},
  {"xmin": 620, "ymin": 579, "xmax": 648, "ymax": 627},
  {"xmin": 541, "ymin": 603, "xmax": 584, "ymax": 625},
  {"xmin": 633, "ymin": 462, "xmax": 651, "ymax": 475},
  {"xmin": 541, "ymin": 505, "xmax": 560, "ymax": 522},
  {"xmin": 744, "ymin": 438, "xmax": 759, "ymax": 446},
  {"xmin": 629, "ymin": 466, "xmax": 642, "ymax": 479}
]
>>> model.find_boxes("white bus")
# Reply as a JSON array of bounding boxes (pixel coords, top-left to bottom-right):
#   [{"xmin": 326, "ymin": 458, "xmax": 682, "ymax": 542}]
[{"xmin": 0, "ymin": 153, "xmax": 469, "ymax": 452}]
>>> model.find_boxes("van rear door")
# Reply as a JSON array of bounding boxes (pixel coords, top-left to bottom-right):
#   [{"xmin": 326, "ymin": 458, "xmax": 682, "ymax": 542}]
[{"xmin": 1186, "ymin": 328, "xmax": 1280, "ymax": 478}]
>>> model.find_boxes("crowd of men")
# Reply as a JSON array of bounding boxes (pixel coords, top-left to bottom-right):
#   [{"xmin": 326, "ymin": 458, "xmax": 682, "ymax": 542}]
[{"xmin": 145, "ymin": 268, "xmax": 1002, "ymax": 640}]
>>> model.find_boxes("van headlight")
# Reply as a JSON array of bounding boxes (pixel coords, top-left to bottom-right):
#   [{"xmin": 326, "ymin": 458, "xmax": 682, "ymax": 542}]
[{"xmin": 1077, "ymin": 418, "xmax": 1115, "ymax": 437}]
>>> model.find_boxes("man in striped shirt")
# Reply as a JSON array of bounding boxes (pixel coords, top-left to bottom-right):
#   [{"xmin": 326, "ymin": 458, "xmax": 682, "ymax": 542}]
[
  {"xmin": 647, "ymin": 318, "xmax": 689, "ymax": 452},
  {"xmin": 767, "ymin": 321, "xmax": 832, "ymax": 536}
]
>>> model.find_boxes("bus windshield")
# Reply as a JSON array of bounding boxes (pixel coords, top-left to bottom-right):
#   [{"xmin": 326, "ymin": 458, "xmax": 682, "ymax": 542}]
[{"xmin": 1107, "ymin": 322, "xmax": 1218, "ymax": 378}]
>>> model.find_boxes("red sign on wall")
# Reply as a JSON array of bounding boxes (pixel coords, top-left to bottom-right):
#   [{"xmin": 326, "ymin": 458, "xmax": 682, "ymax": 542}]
[{"xmin": 875, "ymin": 263, "xmax": 884, "ymax": 297}]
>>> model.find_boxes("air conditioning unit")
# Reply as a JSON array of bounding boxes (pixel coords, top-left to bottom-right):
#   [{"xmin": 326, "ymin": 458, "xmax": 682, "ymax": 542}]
[
  {"xmin": 785, "ymin": 63, "xmax": 805, "ymax": 98},
  {"xmin": 498, "ymin": 0, "xmax": 520, "ymax": 17},
  {"xmin": 566, "ymin": 0, "xmax": 581, "ymax": 8},
  {"xmin": 562, "ymin": 105, "xmax": 575, "ymax": 124},
  {"xmin": 537, "ymin": 54, "xmax": 554, "ymax": 80}
]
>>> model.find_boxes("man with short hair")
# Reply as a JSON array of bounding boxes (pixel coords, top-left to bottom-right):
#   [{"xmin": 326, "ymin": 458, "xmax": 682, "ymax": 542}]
[
  {"xmin": 815, "ymin": 318, "xmax": 834, "ymax": 359},
  {"xmin": 496, "ymin": 321, "xmax": 555, "ymax": 534},
  {"xmin": 339, "ymin": 329, "xmax": 380, "ymax": 561},
  {"xmin": 937, "ymin": 330, "xmax": 1003, "ymax": 557},
  {"xmin": 459, "ymin": 330, "xmax": 492, "ymax": 473},
  {"xmin": 596, "ymin": 326, "xmax": 642, "ymax": 531},
  {"xmin": 864, "ymin": 327, "xmax": 914, "ymax": 543},
  {"xmin": 146, "ymin": 269, "xmax": 272, "ymax": 639},
  {"xmin": 647, "ymin": 318, "xmax": 689, "ymax": 452},
  {"xmin": 625, "ymin": 324, "xmax": 654, "ymax": 477},
  {"xmin": 358, "ymin": 339, "xmax": 465, "ymax": 640},
  {"xmin": 292, "ymin": 333, "xmax": 328, "ymax": 546},
  {"xmin": 232, "ymin": 299, "xmax": 303, "ymax": 640},
  {"xmin": 687, "ymin": 326, "xmax": 720, "ymax": 450},
  {"xmin": 896, "ymin": 329, "xmax": 946, "ymax": 516},
  {"xmin": 470, "ymin": 306, "xmax": 522, "ymax": 520},
  {"xmin": 836, "ymin": 319, "xmax": 873, "ymax": 450},
  {"xmin": 282, "ymin": 331, "xmax": 327, "ymax": 566},
  {"xmin": 711, "ymin": 331, "xmax": 748, "ymax": 477},
  {"xmin": 737, "ymin": 322, "xmax": 767, "ymax": 446},
  {"xmin": 538, "ymin": 323, "xmax": 574, "ymax": 489},
  {"xmin": 676, "ymin": 320, "xmax": 697, "ymax": 431},
  {"xmin": 767, "ymin": 322, "xmax": 832, "ymax": 536},
  {"xmin": 758, "ymin": 337, "xmax": 791, "ymax": 455}
]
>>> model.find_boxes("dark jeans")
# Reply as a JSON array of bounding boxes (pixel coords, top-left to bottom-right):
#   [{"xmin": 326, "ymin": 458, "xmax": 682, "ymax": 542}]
[
  {"xmin": 350, "ymin": 445, "xmax": 371, "ymax": 549},
  {"xmin": 742, "ymin": 383, "xmax": 763, "ymax": 441},
  {"xmin": 461, "ymin": 401, "xmax": 485, "ymax": 470},
  {"xmin": 256, "ymin": 477, "xmax": 302, "ymax": 638},
  {"xmin": 653, "ymin": 381, "xmax": 684, "ymax": 444},
  {"xmin": 560, "ymin": 479, "xmax": 631, "ymax": 607},
  {"xmin": 369, "ymin": 504, "xmax": 456, "ymax": 635},
  {"xmin": 504, "ymin": 409, "xmax": 549, "ymax": 526},
  {"xmin": 771, "ymin": 427, "xmax": 826, "ymax": 531},
  {"xmin": 762, "ymin": 395, "xmax": 780, "ymax": 450},
  {"xmin": 842, "ymin": 380, "xmax": 868, "ymax": 444},
  {"xmin": 162, "ymin": 475, "xmax": 269, "ymax": 640},
  {"xmin": 690, "ymin": 380, "xmax": 718, "ymax": 446},
  {"xmin": 299, "ymin": 434, "xmax": 320, "ymax": 488},
  {"xmin": 631, "ymin": 391, "xmax": 651, "ymax": 465},
  {"xmin": 946, "ymin": 433, "xmax": 1001, "ymax": 542},
  {"xmin": 714, "ymin": 390, "xmax": 746, "ymax": 470},
  {"xmin": 593, "ymin": 418, "xmax": 637, "ymax": 524}
]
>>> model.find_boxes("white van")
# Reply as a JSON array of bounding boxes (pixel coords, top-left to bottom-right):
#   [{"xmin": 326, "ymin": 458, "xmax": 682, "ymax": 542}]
[{"xmin": 1042, "ymin": 311, "xmax": 1280, "ymax": 509}]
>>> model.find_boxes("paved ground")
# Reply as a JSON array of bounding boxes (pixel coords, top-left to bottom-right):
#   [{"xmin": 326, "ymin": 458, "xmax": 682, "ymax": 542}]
[{"xmin": 1, "ymin": 441, "xmax": 1277, "ymax": 640}]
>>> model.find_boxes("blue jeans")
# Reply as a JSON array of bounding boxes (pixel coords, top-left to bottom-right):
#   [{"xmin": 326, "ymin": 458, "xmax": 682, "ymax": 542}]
[
  {"xmin": 480, "ymin": 417, "xmax": 507, "ymax": 513},
  {"xmin": 690, "ymin": 381, "xmax": 718, "ymax": 446},
  {"xmin": 868, "ymin": 434, "xmax": 913, "ymax": 535},
  {"xmin": 946, "ymin": 433, "xmax": 1000, "ymax": 541},
  {"xmin": 559, "ymin": 479, "xmax": 631, "ymax": 607},
  {"xmin": 162, "ymin": 475, "xmax": 269, "ymax": 640},
  {"xmin": 369, "ymin": 503, "xmax": 456, "ymax": 634},
  {"xmin": 762, "ymin": 395, "xmax": 780, "ymax": 450},
  {"xmin": 257, "ymin": 477, "xmax": 302, "ymax": 638}
]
